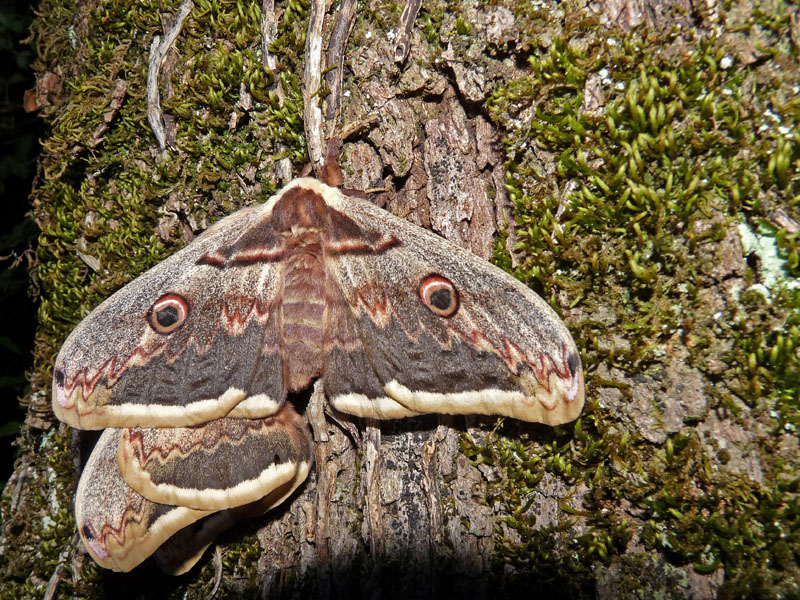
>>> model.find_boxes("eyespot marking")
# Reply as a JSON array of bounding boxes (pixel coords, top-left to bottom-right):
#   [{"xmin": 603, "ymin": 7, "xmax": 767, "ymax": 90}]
[
  {"xmin": 148, "ymin": 293, "xmax": 190, "ymax": 335},
  {"xmin": 82, "ymin": 524, "xmax": 95, "ymax": 540},
  {"xmin": 419, "ymin": 274, "xmax": 459, "ymax": 318},
  {"xmin": 567, "ymin": 352, "xmax": 580, "ymax": 378}
]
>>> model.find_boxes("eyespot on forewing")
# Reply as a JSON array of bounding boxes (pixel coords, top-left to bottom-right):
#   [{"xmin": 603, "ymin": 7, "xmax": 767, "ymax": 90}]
[
  {"xmin": 419, "ymin": 275, "xmax": 459, "ymax": 318},
  {"xmin": 147, "ymin": 294, "xmax": 190, "ymax": 334}
]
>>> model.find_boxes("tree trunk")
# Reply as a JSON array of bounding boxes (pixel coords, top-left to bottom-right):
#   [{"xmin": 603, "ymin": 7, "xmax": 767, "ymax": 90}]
[{"xmin": 3, "ymin": 0, "xmax": 799, "ymax": 598}]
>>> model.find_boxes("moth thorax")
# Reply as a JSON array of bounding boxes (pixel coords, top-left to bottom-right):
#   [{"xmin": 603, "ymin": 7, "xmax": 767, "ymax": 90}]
[{"xmin": 281, "ymin": 251, "xmax": 326, "ymax": 391}]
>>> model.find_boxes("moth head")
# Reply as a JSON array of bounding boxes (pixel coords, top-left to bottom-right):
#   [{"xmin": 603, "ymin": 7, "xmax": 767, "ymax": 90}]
[
  {"xmin": 418, "ymin": 274, "xmax": 459, "ymax": 318},
  {"xmin": 147, "ymin": 293, "xmax": 190, "ymax": 334}
]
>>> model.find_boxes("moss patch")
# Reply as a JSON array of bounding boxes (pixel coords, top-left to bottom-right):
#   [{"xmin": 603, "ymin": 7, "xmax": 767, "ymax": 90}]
[{"xmin": 470, "ymin": 2, "xmax": 800, "ymax": 597}]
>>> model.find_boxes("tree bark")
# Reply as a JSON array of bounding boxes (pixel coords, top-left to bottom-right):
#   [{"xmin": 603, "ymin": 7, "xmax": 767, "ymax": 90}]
[{"xmin": 3, "ymin": 0, "xmax": 799, "ymax": 598}]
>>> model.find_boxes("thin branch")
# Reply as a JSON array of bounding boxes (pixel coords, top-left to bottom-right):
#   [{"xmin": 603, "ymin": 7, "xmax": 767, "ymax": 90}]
[
  {"xmin": 261, "ymin": 0, "xmax": 293, "ymax": 183},
  {"xmin": 43, "ymin": 532, "xmax": 80, "ymax": 600},
  {"xmin": 339, "ymin": 112, "xmax": 379, "ymax": 141},
  {"xmin": 147, "ymin": 0, "xmax": 193, "ymax": 151},
  {"xmin": 207, "ymin": 547, "xmax": 223, "ymax": 600},
  {"xmin": 303, "ymin": 0, "xmax": 327, "ymax": 171},
  {"xmin": 324, "ymin": 0, "xmax": 358, "ymax": 129},
  {"xmin": 261, "ymin": 0, "xmax": 278, "ymax": 71},
  {"xmin": 394, "ymin": 0, "xmax": 422, "ymax": 63}
]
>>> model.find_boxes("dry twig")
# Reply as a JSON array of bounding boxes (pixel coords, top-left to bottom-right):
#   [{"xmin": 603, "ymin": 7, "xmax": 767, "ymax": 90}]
[
  {"xmin": 147, "ymin": 0, "xmax": 193, "ymax": 151},
  {"xmin": 394, "ymin": 0, "xmax": 422, "ymax": 63},
  {"xmin": 261, "ymin": 0, "xmax": 293, "ymax": 183},
  {"xmin": 261, "ymin": 0, "xmax": 279, "ymax": 71},
  {"xmin": 303, "ymin": 0, "xmax": 327, "ymax": 171},
  {"xmin": 207, "ymin": 547, "xmax": 223, "ymax": 599},
  {"xmin": 324, "ymin": 0, "xmax": 358, "ymax": 130}
]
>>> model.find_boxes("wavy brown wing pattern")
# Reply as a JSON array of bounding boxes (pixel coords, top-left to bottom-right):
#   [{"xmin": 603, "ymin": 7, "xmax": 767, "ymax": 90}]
[{"xmin": 53, "ymin": 178, "xmax": 584, "ymax": 572}]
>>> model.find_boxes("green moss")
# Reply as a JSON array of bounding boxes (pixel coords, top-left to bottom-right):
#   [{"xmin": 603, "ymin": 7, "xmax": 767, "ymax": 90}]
[
  {"xmin": 0, "ymin": 427, "xmax": 86, "ymax": 598},
  {"xmin": 473, "ymin": 4, "xmax": 800, "ymax": 598},
  {"xmin": 162, "ymin": 527, "xmax": 263, "ymax": 600}
]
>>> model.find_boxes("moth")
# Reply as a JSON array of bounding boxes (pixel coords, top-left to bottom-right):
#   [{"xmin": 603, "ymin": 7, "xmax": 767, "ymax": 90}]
[{"xmin": 52, "ymin": 177, "xmax": 584, "ymax": 573}]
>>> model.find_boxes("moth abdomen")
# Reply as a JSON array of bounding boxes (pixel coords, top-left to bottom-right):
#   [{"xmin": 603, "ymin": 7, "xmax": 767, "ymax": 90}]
[{"xmin": 280, "ymin": 251, "xmax": 326, "ymax": 391}]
